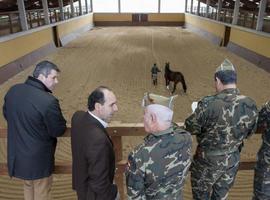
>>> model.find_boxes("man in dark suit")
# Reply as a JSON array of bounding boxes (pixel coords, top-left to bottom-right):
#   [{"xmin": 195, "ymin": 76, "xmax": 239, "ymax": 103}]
[
  {"xmin": 71, "ymin": 86, "xmax": 119, "ymax": 200},
  {"xmin": 3, "ymin": 60, "xmax": 67, "ymax": 200}
]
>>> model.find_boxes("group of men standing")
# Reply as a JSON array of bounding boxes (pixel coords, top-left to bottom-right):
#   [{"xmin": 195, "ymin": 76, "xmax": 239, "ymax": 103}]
[{"xmin": 2, "ymin": 59, "xmax": 270, "ymax": 200}]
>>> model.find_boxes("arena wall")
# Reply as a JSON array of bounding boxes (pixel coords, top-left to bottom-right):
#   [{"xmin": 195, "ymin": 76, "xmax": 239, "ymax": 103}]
[
  {"xmin": 94, "ymin": 13, "xmax": 132, "ymax": 22},
  {"xmin": 184, "ymin": 13, "xmax": 225, "ymax": 45},
  {"xmin": 230, "ymin": 28, "xmax": 270, "ymax": 58},
  {"xmin": 0, "ymin": 14, "xmax": 94, "ymax": 83},
  {"xmin": 94, "ymin": 13, "xmax": 184, "ymax": 26},
  {"xmin": 0, "ymin": 27, "xmax": 56, "ymax": 83},
  {"xmin": 185, "ymin": 13, "xmax": 270, "ymax": 72},
  {"xmin": 148, "ymin": 13, "xmax": 185, "ymax": 26},
  {"xmin": 0, "ymin": 28, "xmax": 54, "ymax": 68},
  {"xmin": 57, "ymin": 13, "xmax": 94, "ymax": 46},
  {"xmin": 227, "ymin": 27, "xmax": 270, "ymax": 71}
]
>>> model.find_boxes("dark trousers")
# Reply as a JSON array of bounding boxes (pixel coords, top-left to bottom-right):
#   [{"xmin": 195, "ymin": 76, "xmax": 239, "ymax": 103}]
[
  {"xmin": 76, "ymin": 187, "xmax": 95, "ymax": 200},
  {"xmin": 77, "ymin": 191, "xmax": 86, "ymax": 200}
]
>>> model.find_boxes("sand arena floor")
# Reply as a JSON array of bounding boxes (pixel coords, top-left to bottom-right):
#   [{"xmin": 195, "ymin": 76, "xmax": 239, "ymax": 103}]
[{"xmin": 0, "ymin": 26, "xmax": 269, "ymax": 199}]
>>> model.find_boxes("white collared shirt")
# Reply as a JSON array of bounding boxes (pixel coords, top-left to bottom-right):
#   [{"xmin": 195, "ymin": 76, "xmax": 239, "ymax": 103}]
[{"xmin": 88, "ymin": 110, "xmax": 108, "ymax": 128}]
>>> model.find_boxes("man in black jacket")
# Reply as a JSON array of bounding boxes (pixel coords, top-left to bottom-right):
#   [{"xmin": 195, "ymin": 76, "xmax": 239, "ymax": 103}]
[
  {"xmin": 3, "ymin": 60, "xmax": 67, "ymax": 200},
  {"xmin": 71, "ymin": 86, "xmax": 119, "ymax": 200}
]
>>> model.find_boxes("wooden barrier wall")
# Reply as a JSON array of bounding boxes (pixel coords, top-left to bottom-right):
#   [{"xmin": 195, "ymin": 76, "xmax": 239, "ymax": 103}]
[
  {"xmin": 230, "ymin": 28, "xmax": 270, "ymax": 59},
  {"xmin": 227, "ymin": 27, "xmax": 270, "ymax": 71},
  {"xmin": 94, "ymin": 13, "xmax": 132, "ymax": 22},
  {"xmin": 0, "ymin": 14, "xmax": 94, "ymax": 83},
  {"xmin": 148, "ymin": 13, "xmax": 185, "ymax": 22},
  {"xmin": 94, "ymin": 13, "xmax": 185, "ymax": 26},
  {"xmin": 0, "ymin": 27, "xmax": 54, "ymax": 68},
  {"xmin": 57, "ymin": 14, "xmax": 93, "ymax": 39},
  {"xmin": 57, "ymin": 13, "xmax": 94, "ymax": 46},
  {"xmin": 184, "ymin": 13, "xmax": 226, "ymax": 45},
  {"xmin": 0, "ymin": 125, "xmax": 260, "ymax": 172},
  {"xmin": 0, "ymin": 13, "xmax": 94, "ymax": 68},
  {"xmin": 184, "ymin": 13, "xmax": 270, "ymax": 71}
]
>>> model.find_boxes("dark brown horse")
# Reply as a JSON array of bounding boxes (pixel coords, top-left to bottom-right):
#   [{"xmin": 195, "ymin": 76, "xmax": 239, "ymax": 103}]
[{"xmin": 164, "ymin": 62, "xmax": 187, "ymax": 94}]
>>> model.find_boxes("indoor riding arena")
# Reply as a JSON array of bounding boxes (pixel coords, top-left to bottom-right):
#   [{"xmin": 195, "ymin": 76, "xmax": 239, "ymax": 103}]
[{"xmin": 0, "ymin": 1, "xmax": 270, "ymax": 199}]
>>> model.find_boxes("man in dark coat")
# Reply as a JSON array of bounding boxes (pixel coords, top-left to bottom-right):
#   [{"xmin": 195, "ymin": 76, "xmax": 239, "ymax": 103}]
[
  {"xmin": 3, "ymin": 60, "xmax": 67, "ymax": 200},
  {"xmin": 71, "ymin": 86, "xmax": 119, "ymax": 200}
]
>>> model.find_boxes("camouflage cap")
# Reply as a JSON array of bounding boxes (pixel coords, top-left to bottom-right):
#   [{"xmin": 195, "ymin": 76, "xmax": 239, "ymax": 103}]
[
  {"xmin": 142, "ymin": 92, "xmax": 177, "ymax": 110},
  {"xmin": 215, "ymin": 59, "xmax": 235, "ymax": 73}
]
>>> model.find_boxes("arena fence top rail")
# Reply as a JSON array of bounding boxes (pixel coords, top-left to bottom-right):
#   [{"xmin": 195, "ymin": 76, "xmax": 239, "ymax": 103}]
[{"xmin": 0, "ymin": 124, "xmax": 262, "ymax": 174}]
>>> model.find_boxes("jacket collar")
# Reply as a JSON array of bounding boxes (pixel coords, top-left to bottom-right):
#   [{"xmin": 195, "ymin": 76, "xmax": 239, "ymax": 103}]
[
  {"xmin": 86, "ymin": 111, "xmax": 106, "ymax": 130},
  {"xmin": 151, "ymin": 125, "xmax": 174, "ymax": 136},
  {"xmin": 219, "ymin": 88, "xmax": 239, "ymax": 95},
  {"xmin": 86, "ymin": 112, "xmax": 114, "ymax": 147},
  {"xmin": 25, "ymin": 76, "xmax": 52, "ymax": 93},
  {"xmin": 88, "ymin": 110, "xmax": 108, "ymax": 128}
]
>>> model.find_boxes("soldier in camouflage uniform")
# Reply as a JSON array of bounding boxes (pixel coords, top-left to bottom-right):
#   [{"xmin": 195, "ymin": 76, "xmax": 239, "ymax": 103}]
[
  {"xmin": 185, "ymin": 59, "xmax": 258, "ymax": 200},
  {"xmin": 253, "ymin": 100, "xmax": 270, "ymax": 200},
  {"xmin": 125, "ymin": 93, "xmax": 192, "ymax": 200}
]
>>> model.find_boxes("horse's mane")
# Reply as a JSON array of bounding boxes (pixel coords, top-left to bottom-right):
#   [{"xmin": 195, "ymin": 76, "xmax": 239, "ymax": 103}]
[{"xmin": 165, "ymin": 62, "xmax": 171, "ymax": 71}]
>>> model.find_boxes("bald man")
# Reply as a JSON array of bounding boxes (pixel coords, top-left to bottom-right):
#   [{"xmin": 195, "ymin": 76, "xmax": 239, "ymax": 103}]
[{"xmin": 125, "ymin": 94, "xmax": 192, "ymax": 200}]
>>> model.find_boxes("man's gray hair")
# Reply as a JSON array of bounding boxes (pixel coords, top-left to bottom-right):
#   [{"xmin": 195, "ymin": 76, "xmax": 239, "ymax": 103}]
[
  {"xmin": 147, "ymin": 104, "xmax": 173, "ymax": 123},
  {"xmin": 33, "ymin": 60, "xmax": 60, "ymax": 78}
]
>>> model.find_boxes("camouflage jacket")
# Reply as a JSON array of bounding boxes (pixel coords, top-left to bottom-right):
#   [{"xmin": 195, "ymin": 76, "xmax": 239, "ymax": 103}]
[
  {"xmin": 259, "ymin": 101, "xmax": 270, "ymax": 146},
  {"xmin": 185, "ymin": 88, "xmax": 258, "ymax": 153},
  {"xmin": 125, "ymin": 124, "xmax": 192, "ymax": 200},
  {"xmin": 151, "ymin": 66, "xmax": 161, "ymax": 75}
]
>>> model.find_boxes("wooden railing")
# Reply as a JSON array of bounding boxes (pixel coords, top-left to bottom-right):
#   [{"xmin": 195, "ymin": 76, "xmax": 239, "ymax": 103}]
[
  {"xmin": 0, "ymin": 124, "xmax": 262, "ymax": 197},
  {"xmin": 0, "ymin": 124, "xmax": 261, "ymax": 172}
]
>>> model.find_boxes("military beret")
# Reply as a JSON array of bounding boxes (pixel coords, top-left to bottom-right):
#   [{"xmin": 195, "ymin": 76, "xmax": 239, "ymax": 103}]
[
  {"xmin": 142, "ymin": 92, "xmax": 177, "ymax": 110},
  {"xmin": 216, "ymin": 59, "xmax": 235, "ymax": 73}
]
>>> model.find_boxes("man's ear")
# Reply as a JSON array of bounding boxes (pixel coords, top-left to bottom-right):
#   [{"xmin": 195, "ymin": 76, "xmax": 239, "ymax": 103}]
[
  {"xmin": 94, "ymin": 102, "xmax": 101, "ymax": 111},
  {"xmin": 37, "ymin": 74, "xmax": 45, "ymax": 82},
  {"xmin": 151, "ymin": 113, "xmax": 157, "ymax": 123},
  {"xmin": 215, "ymin": 77, "xmax": 221, "ymax": 84}
]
